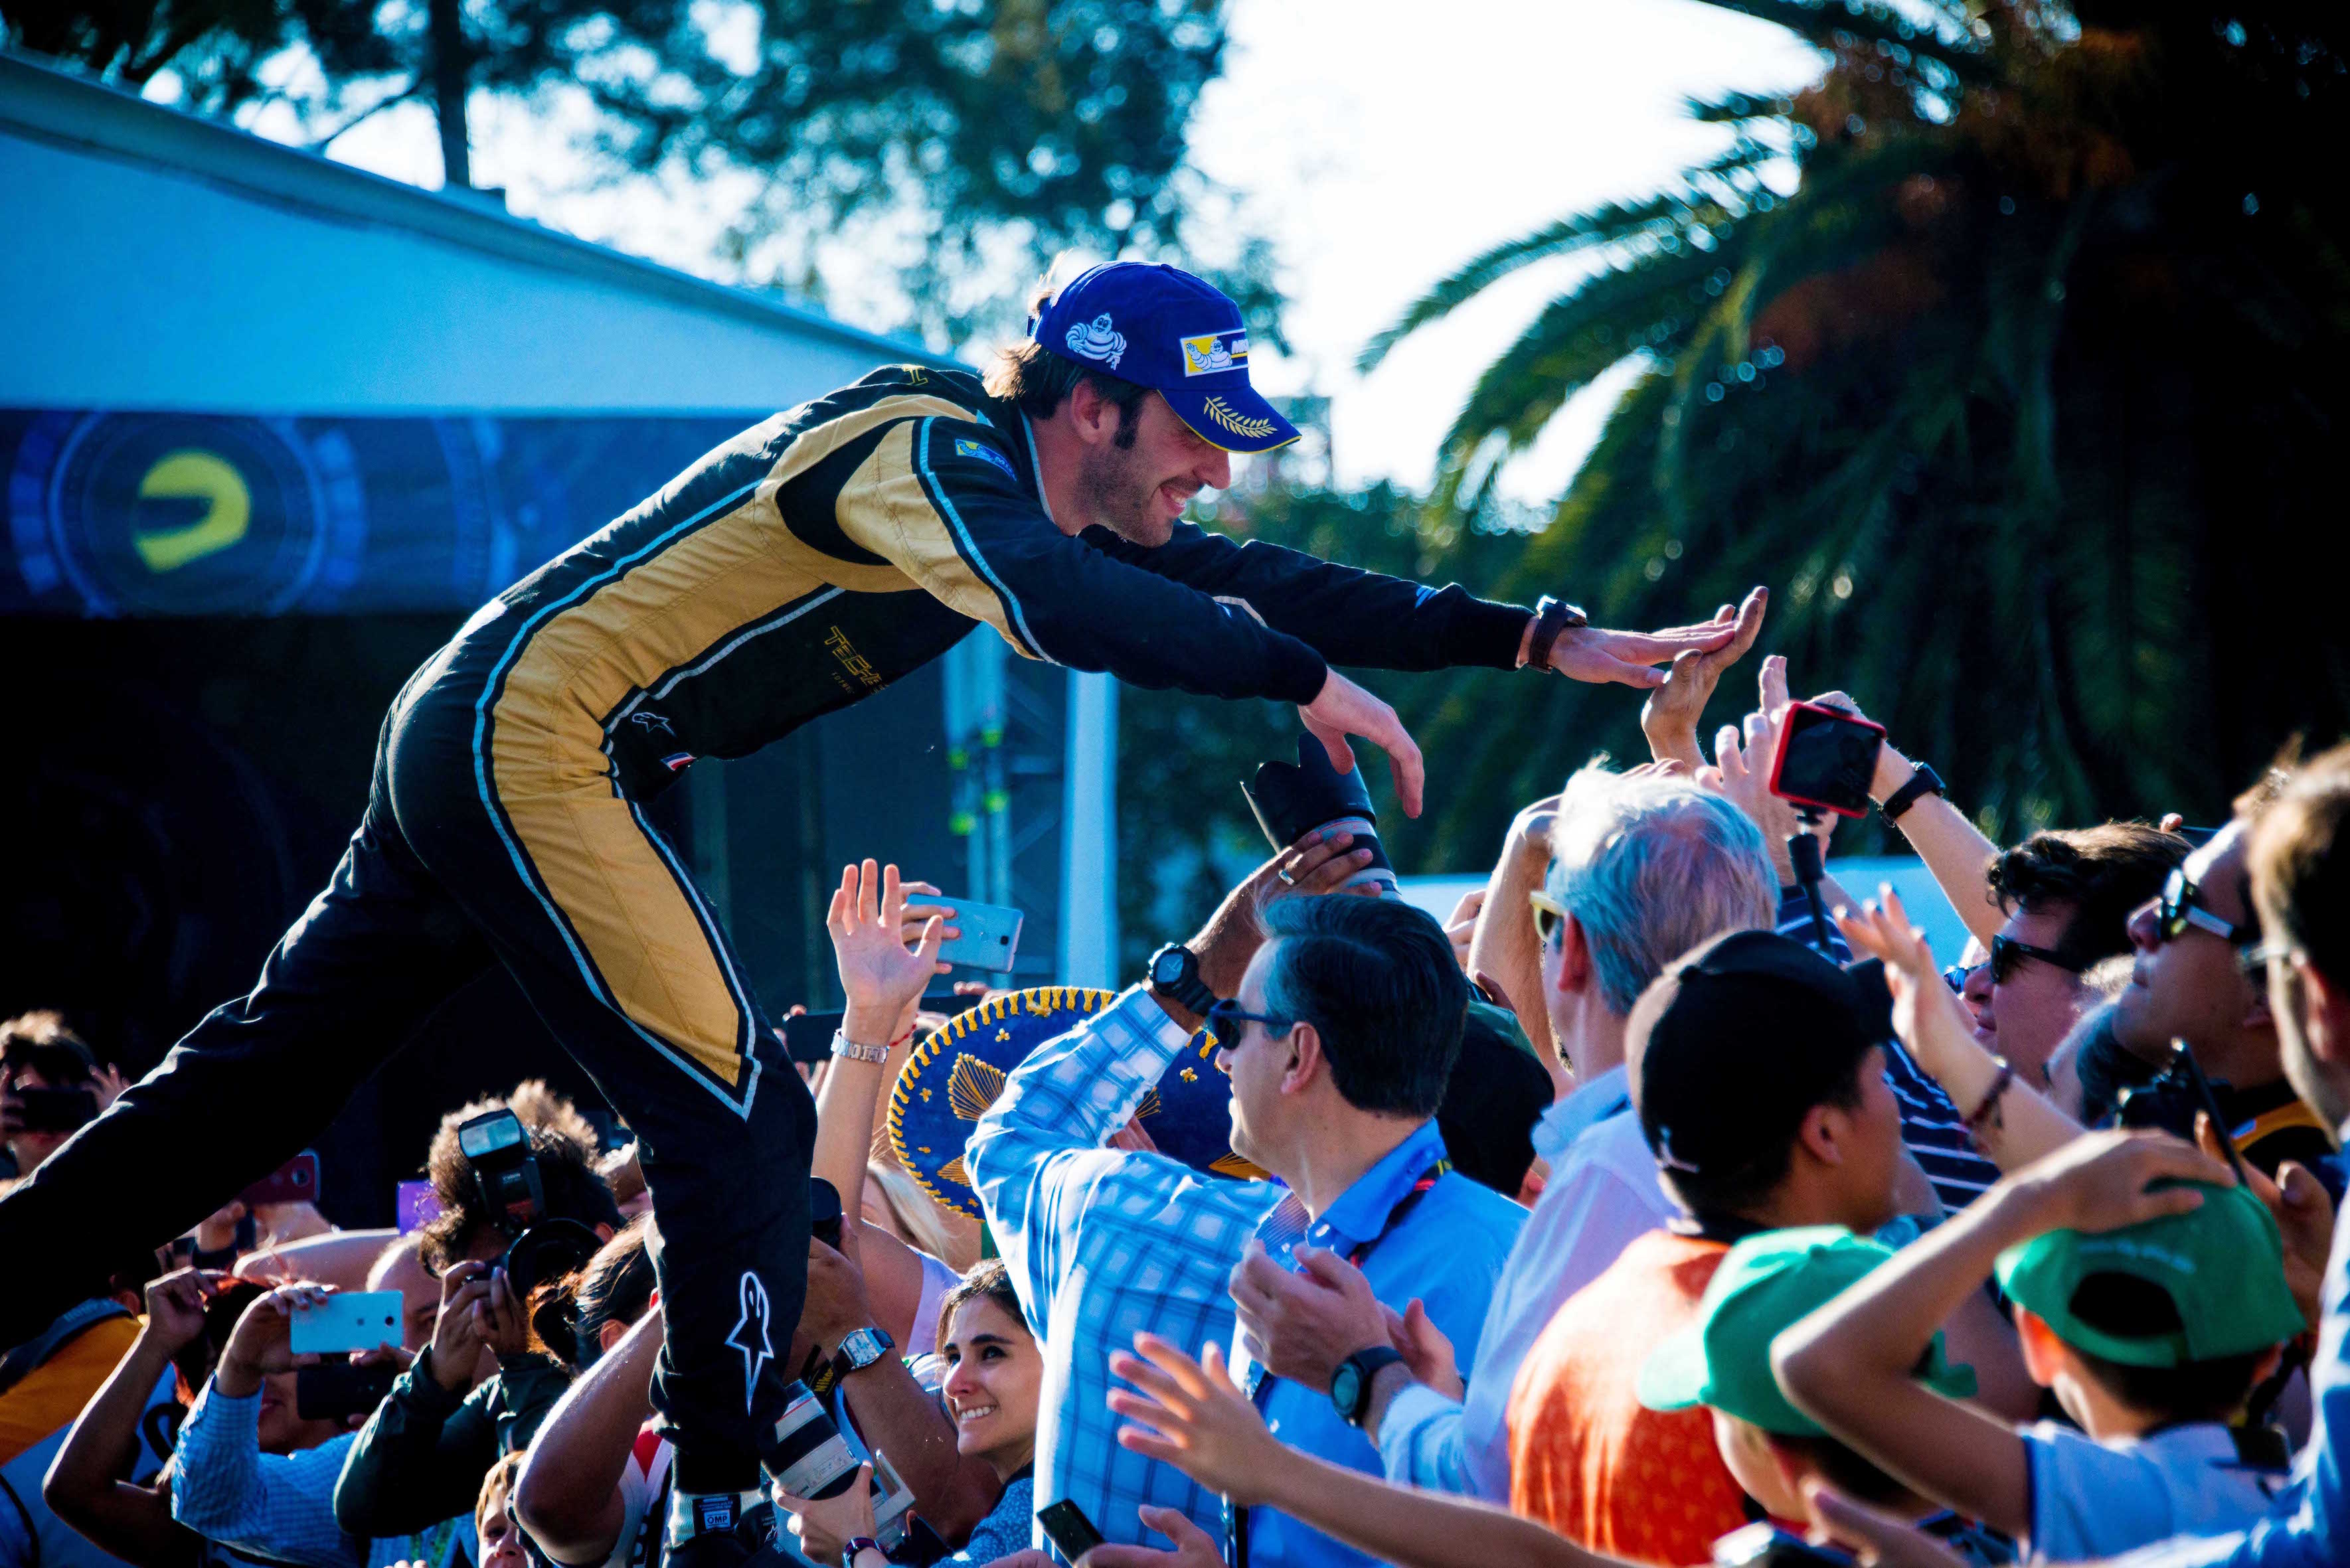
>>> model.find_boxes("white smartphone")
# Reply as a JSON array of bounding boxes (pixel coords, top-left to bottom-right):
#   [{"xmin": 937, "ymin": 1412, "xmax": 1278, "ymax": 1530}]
[
  {"xmin": 934, "ymin": 900, "xmax": 1023, "ymax": 973},
  {"xmin": 288, "ymin": 1291, "xmax": 404, "ymax": 1355}
]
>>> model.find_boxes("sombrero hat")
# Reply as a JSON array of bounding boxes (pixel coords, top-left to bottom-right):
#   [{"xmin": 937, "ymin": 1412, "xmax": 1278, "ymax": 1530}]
[{"xmin": 887, "ymin": 987, "xmax": 1269, "ymax": 1220}]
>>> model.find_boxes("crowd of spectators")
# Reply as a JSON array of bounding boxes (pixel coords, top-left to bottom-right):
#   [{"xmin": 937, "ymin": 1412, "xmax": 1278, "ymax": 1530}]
[{"xmin": 6, "ymin": 599, "xmax": 2350, "ymax": 1568}]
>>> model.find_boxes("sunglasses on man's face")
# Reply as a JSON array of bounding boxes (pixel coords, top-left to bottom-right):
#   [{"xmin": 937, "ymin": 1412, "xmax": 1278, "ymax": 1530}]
[
  {"xmin": 1529, "ymin": 889, "xmax": 1568, "ymax": 947},
  {"xmin": 1989, "ymin": 933, "xmax": 2090, "ymax": 987},
  {"xmin": 1203, "ymin": 998, "xmax": 1294, "ymax": 1045},
  {"xmin": 2153, "ymin": 866, "xmax": 2257, "ymax": 947}
]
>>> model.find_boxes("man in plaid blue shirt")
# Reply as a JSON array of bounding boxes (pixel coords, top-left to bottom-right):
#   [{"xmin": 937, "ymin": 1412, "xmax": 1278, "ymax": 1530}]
[{"xmin": 970, "ymin": 836, "xmax": 1523, "ymax": 1567}]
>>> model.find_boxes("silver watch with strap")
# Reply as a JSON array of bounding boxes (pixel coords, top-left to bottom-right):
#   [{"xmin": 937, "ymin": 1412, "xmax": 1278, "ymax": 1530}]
[
  {"xmin": 829, "ymin": 1030, "xmax": 890, "ymax": 1065},
  {"xmin": 837, "ymin": 1325, "xmax": 896, "ymax": 1373}
]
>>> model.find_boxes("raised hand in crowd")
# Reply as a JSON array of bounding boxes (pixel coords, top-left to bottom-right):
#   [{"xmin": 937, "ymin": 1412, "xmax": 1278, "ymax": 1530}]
[
  {"xmin": 1639, "ymin": 586, "xmax": 1767, "ymax": 768},
  {"xmin": 1806, "ymin": 687, "xmax": 2007, "ymax": 947},
  {"xmin": 1464, "ymin": 791, "xmax": 1566, "ymax": 1077},
  {"xmin": 1440, "ymin": 886, "xmax": 1483, "ymax": 973},
  {"xmin": 829, "ymin": 860, "xmax": 954, "ymax": 1048},
  {"xmin": 143, "ymin": 1266, "xmax": 220, "ymax": 1354},
  {"xmin": 1802, "ymin": 1481, "xmax": 1970, "ymax": 1568},
  {"xmin": 91, "ymin": 1059, "xmax": 132, "ymax": 1109},
  {"xmin": 811, "ymin": 860, "xmax": 965, "ymax": 1308},
  {"xmin": 597, "ymin": 1140, "xmax": 649, "ymax": 1219},
  {"xmin": 796, "ymin": 1227, "xmax": 879, "ymax": 1361},
  {"xmin": 1108, "ymin": 1335, "xmax": 1594, "ymax": 1568},
  {"xmin": 214, "ymin": 1282, "xmax": 331, "ymax": 1397},
  {"xmin": 1701, "ymin": 654, "xmax": 1837, "ymax": 890},
  {"xmin": 1145, "ymin": 826, "xmax": 1377, "ymax": 1032},
  {"xmin": 2197, "ymin": 1111, "xmax": 2337, "ymax": 1332},
  {"xmin": 1837, "ymin": 886, "xmax": 2084, "ymax": 1169},
  {"xmin": 1084, "ymin": 1504, "xmax": 1230, "ymax": 1568},
  {"xmin": 774, "ymin": 1461, "xmax": 879, "ymax": 1568},
  {"xmin": 424, "ymin": 1259, "xmax": 518, "ymax": 1391},
  {"xmin": 44, "ymin": 1267, "xmax": 233, "ymax": 1568}
]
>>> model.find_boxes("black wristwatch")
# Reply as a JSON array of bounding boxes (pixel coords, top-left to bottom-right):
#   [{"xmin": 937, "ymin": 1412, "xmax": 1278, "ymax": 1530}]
[
  {"xmin": 1329, "ymin": 1346, "xmax": 1407, "ymax": 1428},
  {"xmin": 1147, "ymin": 943, "xmax": 1217, "ymax": 1016},
  {"xmin": 1523, "ymin": 595, "xmax": 1589, "ymax": 672},
  {"xmin": 1879, "ymin": 761, "xmax": 1947, "ymax": 826}
]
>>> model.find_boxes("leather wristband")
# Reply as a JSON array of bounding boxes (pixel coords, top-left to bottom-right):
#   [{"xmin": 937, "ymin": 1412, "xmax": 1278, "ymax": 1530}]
[
  {"xmin": 1523, "ymin": 595, "xmax": 1588, "ymax": 673},
  {"xmin": 1879, "ymin": 761, "xmax": 1947, "ymax": 825}
]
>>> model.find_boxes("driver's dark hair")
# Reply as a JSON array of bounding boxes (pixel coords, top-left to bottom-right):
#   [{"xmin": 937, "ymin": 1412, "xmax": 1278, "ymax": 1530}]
[
  {"xmin": 983, "ymin": 279, "xmax": 1150, "ymax": 446},
  {"xmin": 1260, "ymin": 896, "xmax": 1467, "ymax": 1117},
  {"xmin": 418, "ymin": 1079, "xmax": 622, "ymax": 1275}
]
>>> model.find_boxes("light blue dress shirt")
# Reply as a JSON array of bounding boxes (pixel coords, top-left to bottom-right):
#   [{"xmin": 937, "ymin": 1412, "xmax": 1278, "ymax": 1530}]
[
  {"xmin": 1229, "ymin": 1119, "xmax": 1523, "ymax": 1568},
  {"xmin": 169, "ymin": 1381, "xmax": 475, "ymax": 1568}
]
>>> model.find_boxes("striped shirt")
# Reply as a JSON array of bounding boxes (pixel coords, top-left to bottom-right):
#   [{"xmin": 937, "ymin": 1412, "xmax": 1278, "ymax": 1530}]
[{"xmin": 1775, "ymin": 888, "xmax": 1998, "ymax": 1213}]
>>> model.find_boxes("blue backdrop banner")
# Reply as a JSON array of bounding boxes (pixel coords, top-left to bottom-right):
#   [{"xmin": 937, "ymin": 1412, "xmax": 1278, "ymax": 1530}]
[{"xmin": 3, "ymin": 407, "xmax": 758, "ymax": 616}]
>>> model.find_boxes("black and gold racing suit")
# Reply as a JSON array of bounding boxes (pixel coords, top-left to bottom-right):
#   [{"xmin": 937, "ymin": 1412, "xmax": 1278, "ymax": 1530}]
[{"xmin": 0, "ymin": 366, "xmax": 1533, "ymax": 1485}]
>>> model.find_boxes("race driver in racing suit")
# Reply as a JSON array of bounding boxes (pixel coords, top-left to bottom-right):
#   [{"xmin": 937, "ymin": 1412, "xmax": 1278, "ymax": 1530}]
[{"xmin": 0, "ymin": 261, "xmax": 1740, "ymax": 1565}]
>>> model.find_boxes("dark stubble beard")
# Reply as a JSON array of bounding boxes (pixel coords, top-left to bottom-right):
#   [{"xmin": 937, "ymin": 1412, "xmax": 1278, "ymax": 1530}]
[{"xmin": 1076, "ymin": 410, "xmax": 1175, "ymax": 546}]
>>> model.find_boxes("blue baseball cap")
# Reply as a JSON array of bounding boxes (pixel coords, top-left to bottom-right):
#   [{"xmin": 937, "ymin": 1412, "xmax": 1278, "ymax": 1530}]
[{"xmin": 1032, "ymin": 262, "xmax": 1300, "ymax": 453}]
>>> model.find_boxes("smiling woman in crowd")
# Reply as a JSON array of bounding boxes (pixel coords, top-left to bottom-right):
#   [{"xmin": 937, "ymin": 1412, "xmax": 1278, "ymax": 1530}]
[
  {"xmin": 933, "ymin": 1263, "xmax": 1042, "ymax": 1564},
  {"xmin": 778, "ymin": 1259, "xmax": 1043, "ymax": 1568}
]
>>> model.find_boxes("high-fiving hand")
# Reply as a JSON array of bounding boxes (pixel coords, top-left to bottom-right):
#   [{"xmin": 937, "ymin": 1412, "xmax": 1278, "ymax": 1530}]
[
  {"xmin": 1299, "ymin": 668, "xmax": 1424, "ymax": 819},
  {"xmin": 1545, "ymin": 594, "xmax": 1756, "ymax": 688}
]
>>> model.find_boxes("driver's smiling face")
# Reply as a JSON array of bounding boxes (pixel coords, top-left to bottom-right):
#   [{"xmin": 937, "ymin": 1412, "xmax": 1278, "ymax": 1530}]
[{"xmin": 1077, "ymin": 394, "xmax": 1234, "ymax": 546}]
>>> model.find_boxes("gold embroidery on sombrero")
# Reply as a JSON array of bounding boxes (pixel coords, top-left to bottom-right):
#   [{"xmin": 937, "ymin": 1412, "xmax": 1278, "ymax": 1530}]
[
  {"xmin": 1209, "ymin": 1152, "xmax": 1271, "ymax": 1180},
  {"xmin": 1203, "ymin": 397, "xmax": 1278, "ymax": 439},
  {"xmin": 1135, "ymin": 1087, "xmax": 1163, "ymax": 1120},
  {"xmin": 948, "ymin": 1054, "xmax": 1008, "ymax": 1121},
  {"xmin": 937, "ymin": 1156, "xmax": 969, "ymax": 1188}
]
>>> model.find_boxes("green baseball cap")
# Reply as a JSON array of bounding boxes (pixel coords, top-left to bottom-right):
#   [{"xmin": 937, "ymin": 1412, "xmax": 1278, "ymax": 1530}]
[
  {"xmin": 1994, "ymin": 1181, "xmax": 2303, "ymax": 1368},
  {"xmin": 1638, "ymin": 1226, "xmax": 1977, "ymax": 1436}
]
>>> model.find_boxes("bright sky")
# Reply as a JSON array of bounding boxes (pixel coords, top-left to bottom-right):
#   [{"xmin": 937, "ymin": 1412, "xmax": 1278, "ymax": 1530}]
[{"xmin": 220, "ymin": 0, "xmax": 1821, "ymax": 501}]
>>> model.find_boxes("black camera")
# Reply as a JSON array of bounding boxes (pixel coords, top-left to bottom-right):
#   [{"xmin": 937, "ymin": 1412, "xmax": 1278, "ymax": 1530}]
[
  {"xmin": 454, "ymin": 1108, "xmax": 600, "ymax": 1293},
  {"xmin": 1242, "ymin": 734, "xmax": 1395, "ymax": 896},
  {"xmin": 2114, "ymin": 1040, "xmax": 2248, "ymax": 1185}
]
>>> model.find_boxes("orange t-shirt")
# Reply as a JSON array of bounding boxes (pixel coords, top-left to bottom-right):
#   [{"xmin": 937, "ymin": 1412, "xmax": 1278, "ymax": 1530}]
[
  {"xmin": 1507, "ymin": 1229, "xmax": 1749, "ymax": 1567},
  {"xmin": 0, "ymin": 1313, "xmax": 140, "ymax": 1466}
]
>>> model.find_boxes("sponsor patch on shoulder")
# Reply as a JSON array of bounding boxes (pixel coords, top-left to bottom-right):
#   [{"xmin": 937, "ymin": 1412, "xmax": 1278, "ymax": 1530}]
[{"xmin": 954, "ymin": 437, "xmax": 1019, "ymax": 481}]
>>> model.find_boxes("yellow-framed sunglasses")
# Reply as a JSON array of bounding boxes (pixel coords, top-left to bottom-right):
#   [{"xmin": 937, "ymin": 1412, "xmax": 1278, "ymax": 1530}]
[{"xmin": 1529, "ymin": 888, "xmax": 1568, "ymax": 946}]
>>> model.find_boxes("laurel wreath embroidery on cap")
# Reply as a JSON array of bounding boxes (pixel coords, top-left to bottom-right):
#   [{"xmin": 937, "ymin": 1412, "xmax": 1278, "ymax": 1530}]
[{"xmin": 1203, "ymin": 396, "xmax": 1278, "ymax": 439}]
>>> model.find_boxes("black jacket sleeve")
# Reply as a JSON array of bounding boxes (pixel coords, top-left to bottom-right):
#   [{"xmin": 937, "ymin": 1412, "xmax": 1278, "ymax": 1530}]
[
  {"xmin": 1082, "ymin": 521, "xmax": 1535, "ymax": 673},
  {"xmin": 332, "ymin": 1351, "xmax": 570, "ymax": 1537},
  {"xmin": 833, "ymin": 416, "xmax": 1331, "ymax": 704}
]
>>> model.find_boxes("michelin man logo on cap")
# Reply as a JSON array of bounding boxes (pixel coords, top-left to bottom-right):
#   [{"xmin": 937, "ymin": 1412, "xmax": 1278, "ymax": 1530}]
[
  {"xmin": 1065, "ymin": 313, "xmax": 1127, "ymax": 370},
  {"xmin": 1181, "ymin": 330, "xmax": 1249, "ymax": 376},
  {"xmin": 1031, "ymin": 261, "xmax": 1301, "ymax": 453}
]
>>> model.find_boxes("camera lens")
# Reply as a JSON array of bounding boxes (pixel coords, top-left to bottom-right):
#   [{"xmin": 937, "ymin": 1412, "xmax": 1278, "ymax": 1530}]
[
  {"xmin": 766, "ymin": 1381, "xmax": 859, "ymax": 1500},
  {"xmin": 1244, "ymin": 736, "xmax": 1396, "ymax": 896}
]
